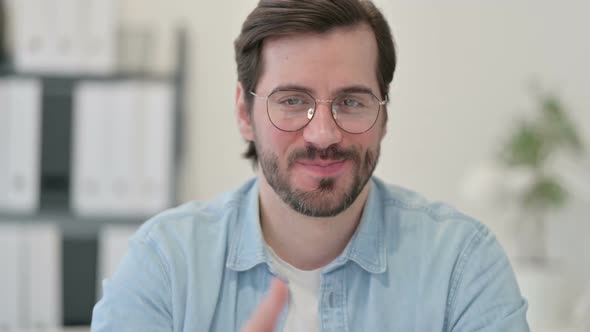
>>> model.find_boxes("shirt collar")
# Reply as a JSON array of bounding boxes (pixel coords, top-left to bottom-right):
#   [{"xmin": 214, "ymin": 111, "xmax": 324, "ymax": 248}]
[
  {"xmin": 323, "ymin": 178, "xmax": 387, "ymax": 274},
  {"xmin": 226, "ymin": 179, "xmax": 269, "ymax": 271},
  {"xmin": 226, "ymin": 177, "xmax": 387, "ymax": 274}
]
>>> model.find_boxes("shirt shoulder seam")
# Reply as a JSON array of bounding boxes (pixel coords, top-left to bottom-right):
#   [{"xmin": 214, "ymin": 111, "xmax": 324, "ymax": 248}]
[
  {"xmin": 384, "ymin": 197, "xmax": 475, "ymax": 223},
  {"xmin": 443, "ymin": 226, "xmax": 489, "ymax": 330}
]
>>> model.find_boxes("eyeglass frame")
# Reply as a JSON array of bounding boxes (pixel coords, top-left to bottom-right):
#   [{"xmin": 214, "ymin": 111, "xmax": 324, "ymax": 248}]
[{"xmin": 249, "ymin": 89, "xmax": 387, "ymax": 134}]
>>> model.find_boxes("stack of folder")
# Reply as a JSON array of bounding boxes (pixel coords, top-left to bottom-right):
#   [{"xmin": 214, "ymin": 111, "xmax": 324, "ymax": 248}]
[
  {"xmin": 0, "ymin": 223, "xmax": 61, "ymax": 329},
  {"xmin": 10, "ymin": 0, "xmax": 117, "ymax": 74},
  {"xmin": 71, "ymin": 80, "xmax": 174, "ymax": 218}
]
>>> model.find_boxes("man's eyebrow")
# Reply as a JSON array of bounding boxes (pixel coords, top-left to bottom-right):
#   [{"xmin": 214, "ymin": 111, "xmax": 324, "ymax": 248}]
[
  {"xmin": 337, "ymin": 85, "xmax": 375, "ymax": 95},
  {"xmin": 272, "ymin": 84, "xmax": 312, "ymax": 94},
  {"xmin": 271, "ymin": 84, "xmax": 376, "ymax": 96}
]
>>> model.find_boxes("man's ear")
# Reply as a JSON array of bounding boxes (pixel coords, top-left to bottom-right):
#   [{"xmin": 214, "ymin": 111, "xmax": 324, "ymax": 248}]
[
  {"xmin": 236, "ymin": 82, "xmax": 254, "ymax": 141},
  {"xmin": 380, "ymin": 107, "xmax": 388, "ymax": 140}
]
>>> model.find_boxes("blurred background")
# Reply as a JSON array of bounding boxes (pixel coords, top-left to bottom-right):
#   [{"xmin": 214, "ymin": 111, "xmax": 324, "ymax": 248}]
[{"xmin": 0, "ymin": 0, "xmax": 588, "ymax": 331}]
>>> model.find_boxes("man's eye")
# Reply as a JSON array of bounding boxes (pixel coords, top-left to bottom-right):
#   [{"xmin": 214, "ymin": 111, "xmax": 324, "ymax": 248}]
[
  {"xmin": 343, "ymin": 99, "xmax": 362, "ymax": 107},
  {"xmin": 280, "ymin": 97, "xmax": 305, "ymax": 106}
]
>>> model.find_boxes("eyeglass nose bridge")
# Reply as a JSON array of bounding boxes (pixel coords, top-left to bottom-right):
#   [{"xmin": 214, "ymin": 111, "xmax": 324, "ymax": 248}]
[
  {"xmin": 315, "ymin": 98, "xmax": 333, "ymax": 103},
  {"xmin": 306, "ymin": 98, "xmax": 337, "ymax": 120}
]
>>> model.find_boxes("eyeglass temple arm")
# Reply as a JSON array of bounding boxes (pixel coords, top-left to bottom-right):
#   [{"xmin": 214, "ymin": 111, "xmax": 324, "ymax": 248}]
[{"xmin": 249, "ymin": 91, "xmax": 267, "ymax": 100}]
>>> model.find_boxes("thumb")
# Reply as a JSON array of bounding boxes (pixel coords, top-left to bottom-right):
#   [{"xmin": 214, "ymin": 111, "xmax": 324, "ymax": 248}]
[{"xmin": 242, "ymin": 278, "xmax": 289, "ymax": 332}]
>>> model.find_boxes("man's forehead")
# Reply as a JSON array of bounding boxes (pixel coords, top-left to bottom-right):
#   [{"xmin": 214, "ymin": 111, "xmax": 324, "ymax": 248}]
[{"xmin": 257, "ymin": 23, "xmax": 380, "ymax": 93}]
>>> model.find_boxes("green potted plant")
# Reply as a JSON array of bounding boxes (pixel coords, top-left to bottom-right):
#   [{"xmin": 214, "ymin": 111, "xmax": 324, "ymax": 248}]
[
  {"xmin": 498, "ymin": 87, "xmax": 584, "ymax": 265},
  {"xmin": 461, "ymin": 86, "xmax": 586, "ymax": 329}
]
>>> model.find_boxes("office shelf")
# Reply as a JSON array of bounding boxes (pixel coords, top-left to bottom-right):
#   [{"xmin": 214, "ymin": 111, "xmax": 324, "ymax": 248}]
[
  {"xmin": 0, "ymin": 28, "xmax": 188, "ymax": 234},
  {"xmin": 0, "ymin": 28, "xmax": 189, "ymax": 326}
]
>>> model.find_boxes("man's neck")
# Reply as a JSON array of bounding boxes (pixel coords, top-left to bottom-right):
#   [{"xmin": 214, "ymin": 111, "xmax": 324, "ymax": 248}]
[{"xmin": 258, "ymin": 174, "xmax": 370, "ymax": 271}]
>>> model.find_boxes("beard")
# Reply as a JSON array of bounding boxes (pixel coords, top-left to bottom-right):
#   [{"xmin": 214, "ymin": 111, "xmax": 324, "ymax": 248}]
[{"xmin": 258, "ymin": 144, "xmax": 379, "ymax": 217}]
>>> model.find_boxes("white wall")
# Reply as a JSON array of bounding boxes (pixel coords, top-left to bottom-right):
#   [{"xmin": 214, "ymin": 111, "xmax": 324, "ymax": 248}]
[
  {"xmin": 121, "ymin": 0, "xmax": 590, "ymax": 274},
  {"xmin": 374, "ymin": 1, "xmax": 590, "ymax": 272}
]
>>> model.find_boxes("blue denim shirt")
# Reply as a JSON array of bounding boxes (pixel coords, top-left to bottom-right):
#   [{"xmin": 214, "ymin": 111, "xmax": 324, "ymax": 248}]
[{"xmin": 91, "ymin": 177, "xmax": 529, "ymax": 331}]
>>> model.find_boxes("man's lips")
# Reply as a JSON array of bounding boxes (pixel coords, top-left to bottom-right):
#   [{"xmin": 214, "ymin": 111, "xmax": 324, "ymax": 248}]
[
  {"xmin": 297, "ymin": 159, "xmax": 346, "ymax": 167},
  {"xmin": 294, "ymin": 159, "xmax": 348, "ymax": 176}
]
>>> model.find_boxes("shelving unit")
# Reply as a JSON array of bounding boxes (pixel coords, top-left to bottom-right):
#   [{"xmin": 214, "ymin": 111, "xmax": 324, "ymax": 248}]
[
  {"xmin": 0, "ymin": 28, "xmax": 188, "ymax": 326},
  {"xmin": 0, "ymin": 29, "xmax": 187, "ymax": 235}
]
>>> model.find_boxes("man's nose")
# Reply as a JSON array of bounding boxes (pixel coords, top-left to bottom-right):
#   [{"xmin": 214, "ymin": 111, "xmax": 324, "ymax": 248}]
[{"xmin": 302, "ymin": 102, "xmax": 342, "ymax": 149}]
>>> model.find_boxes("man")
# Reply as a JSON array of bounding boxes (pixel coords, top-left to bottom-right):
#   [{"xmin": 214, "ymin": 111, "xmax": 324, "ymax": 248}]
[{"xmin": 92, "ymin": 0, "xmax": 529, "ymax": 331}]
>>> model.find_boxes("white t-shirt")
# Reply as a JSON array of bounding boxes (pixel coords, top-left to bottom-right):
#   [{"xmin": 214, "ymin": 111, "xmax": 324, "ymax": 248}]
[{"xmin": 268, "ymin": 246, "xmax": 321, "ymax": 332}]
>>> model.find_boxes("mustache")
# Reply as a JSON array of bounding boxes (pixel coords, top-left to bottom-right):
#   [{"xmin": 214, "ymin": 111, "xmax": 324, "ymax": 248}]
[{"xmin": 287, "ymin": 145, "xmax": 361, "ymax": 167}]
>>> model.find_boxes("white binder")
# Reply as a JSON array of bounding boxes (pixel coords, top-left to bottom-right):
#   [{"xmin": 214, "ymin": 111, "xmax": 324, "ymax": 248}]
[
  {"xmin": 6, "ymin": 79, "xmax": 42, "ymax": 213},
  {"xmin": 140, "ymin": 82, "xmax": 174, "ymax": 214},
  {"xmin": 71, "ymin": 82, "xmax": 112, "ymax": 215},
  {"xmin": 77, "ymin": 0, "xmax": 117, "ymax": 74},
  {"xmin": 0, "ymin": 224, "xmax": 23, "ymax": 330},
  {"xmin": 12, "ymin": 0, "xmax": 54, "ymax": 72},
  {"xmin": 51, "ymin": 0, "xmax": 79, "ymax": 73},
  {"xmin": 24, "ymin": 223, "xmax": 62, "ymax": 329},
  {"xmin": 0, "ymin": 78, "xmax": 42, "ymax": 213},
  {"xmin": 106, "ymin": 82, "xmax": 141, "ymax": 216}
]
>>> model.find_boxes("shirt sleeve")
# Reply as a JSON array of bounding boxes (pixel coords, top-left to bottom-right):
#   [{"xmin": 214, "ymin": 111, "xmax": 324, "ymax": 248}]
[
  {"xmin": 91, "ymin": 235, "xmax": 173, "ymax": 332},
  {"xmin": 446, "ymin": 227, "xmax": 530, "ymax": 332}
]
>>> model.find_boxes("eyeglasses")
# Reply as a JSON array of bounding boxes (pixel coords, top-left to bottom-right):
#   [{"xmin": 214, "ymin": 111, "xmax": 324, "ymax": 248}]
[{"xmin": 249, "ymin": 89, "xmax": 386, "ymax": 134}]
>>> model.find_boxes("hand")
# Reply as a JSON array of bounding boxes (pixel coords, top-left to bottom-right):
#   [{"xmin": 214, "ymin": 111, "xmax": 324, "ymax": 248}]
[{"xmin": 242, "ymin": 278, "xmax": 289, "ymax": 332}]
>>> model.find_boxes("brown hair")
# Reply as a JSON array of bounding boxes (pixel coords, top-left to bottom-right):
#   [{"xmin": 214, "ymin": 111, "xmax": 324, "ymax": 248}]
[{"xmin": 234, "ymin": 0, "xmax": 397, "ymax": 166}]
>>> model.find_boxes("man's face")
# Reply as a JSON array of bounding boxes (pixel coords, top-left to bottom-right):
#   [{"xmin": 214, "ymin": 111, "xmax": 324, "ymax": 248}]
[{"xmin": 238, "ymin": 24, "xmax": 386, "ymax": 217}]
